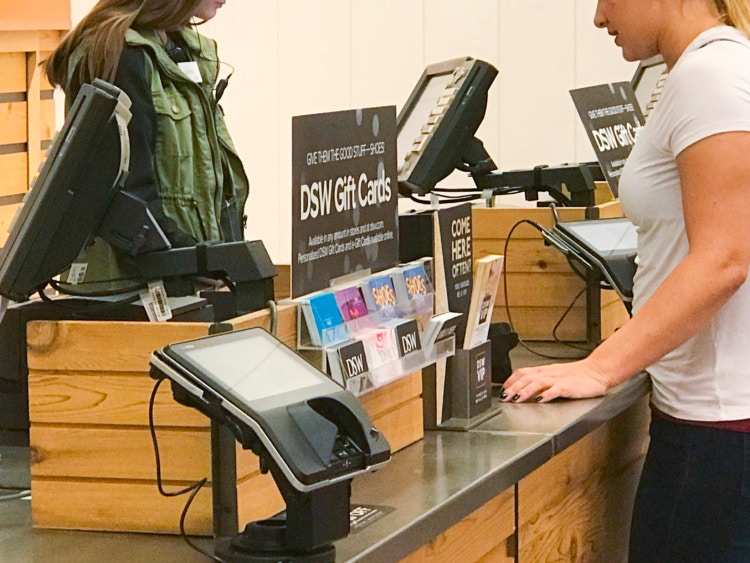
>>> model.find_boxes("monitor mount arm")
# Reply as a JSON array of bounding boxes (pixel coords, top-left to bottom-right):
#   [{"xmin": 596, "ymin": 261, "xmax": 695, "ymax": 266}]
[
  {"xmin": 473, "ymin": 162, "xmax": 603, "ymax": 208},
  {"xmin": 98, "ymin": 191, "xmax": 276, "ymax": 320},
  {"xmin": 445, "ymin": 136, "xmax": 603, "ymax": 208}
]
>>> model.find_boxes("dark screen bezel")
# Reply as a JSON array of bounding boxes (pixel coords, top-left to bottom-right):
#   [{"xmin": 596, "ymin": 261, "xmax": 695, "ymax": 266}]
[{"xmin": 161, "ymin": 327, "xmax": 343, "ymax": 416}]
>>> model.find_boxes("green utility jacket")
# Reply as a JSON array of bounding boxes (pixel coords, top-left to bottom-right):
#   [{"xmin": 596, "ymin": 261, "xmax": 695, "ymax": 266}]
[
  {"xmin": 61, "ymin": 28, "xmax": 249, "ymax": 294},
  {"xmin": 125, "ymin": 27, "xmax": 249, "ymax": 242}
]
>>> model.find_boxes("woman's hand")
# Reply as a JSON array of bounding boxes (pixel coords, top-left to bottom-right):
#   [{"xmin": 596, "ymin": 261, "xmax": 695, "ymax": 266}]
[{"xmin": 500, "ymin": 359, "xmax": 611, "ymax": 403}]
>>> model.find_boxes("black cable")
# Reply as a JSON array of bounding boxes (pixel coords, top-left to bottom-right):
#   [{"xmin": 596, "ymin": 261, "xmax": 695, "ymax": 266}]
[
  {"xmin": 552, "ymin": 287, "xmax": 594, "ymax": 355},
  {"xmin": 148, "ymin": 377, "xmax": 224, "ymax": 562},
  {"xmin": 48, "ymin": 277, "xmax": 148, "ymax": 298},
  {"xmin": 0, "ymin": 484, "xmax": 28, "ymax": 491},
  {"xmin": 189, "ymin": 21, "xmax": 235, "ymax": 106},
  {"xmin": 501, "ymin": 219, "xmax": 591, "ymax": 361},
  {"xmin": 406, "ymin": 191, "xmax": 483, "ymax": 206},
  {"xmin": 38, "ymin": 283, "xmax": 143, "ymax": 315}
]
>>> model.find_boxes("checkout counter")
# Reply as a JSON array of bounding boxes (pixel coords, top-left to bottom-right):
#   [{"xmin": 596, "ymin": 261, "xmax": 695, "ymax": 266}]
[
  {"xmin": 339, "ymin": 364, "xmax": 650, "ymax": 562},
  {"xmin": 16, "ymin": 318, "xmax": 649, "ymax": 562}
]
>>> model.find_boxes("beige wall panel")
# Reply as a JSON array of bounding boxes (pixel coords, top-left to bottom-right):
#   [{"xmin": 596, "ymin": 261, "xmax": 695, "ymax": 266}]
[
  {"xmin": 350, "ymin": 1, "xmax": 424, "ymax": 112},
  {"xmin": 573, "ymin": 0, "xmax": 638, "ymax": 162},
  {"xmin": 423, "ymin": 0, "xmax": 501, "ymax": 191},
  {"xmin": 497, "ymin": 0, "xmax": 577, "ymax": 171},
  {"xmin": 63, "ymin": 2, "xmax": 631, "ymax": 265},
  {"xmin": 275, "ymin": 0, "xmax": 351, "ymax": 264},
  {"xmin": 202, "ymin": 3, "xmax": 283, "ymax": 260}
]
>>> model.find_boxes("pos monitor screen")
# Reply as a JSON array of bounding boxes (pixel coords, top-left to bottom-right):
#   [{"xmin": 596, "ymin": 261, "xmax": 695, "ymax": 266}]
[
  {"xmin": 397, "ymin": 57, "xmax": 498, "ymax": 196},
  {"xmin": 0, "ymin": 80, "xmax": 132, "ymax": 302}
]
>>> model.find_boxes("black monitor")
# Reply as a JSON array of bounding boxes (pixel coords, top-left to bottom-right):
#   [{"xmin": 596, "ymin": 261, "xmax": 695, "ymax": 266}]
[
  {"xmin": 631, "ymin": 55, "xmax": 668, "ymax": 119},
  {"xmin": 396, "ymin": 57, "xmax": 498, "ymax": 196},
  {"xmin": 0, "ymin": 79, "xmax": 132, "ymax": 302},
  {"xmin": 0, "ymin": 79, "xmax": 275, "ymax": 317}
]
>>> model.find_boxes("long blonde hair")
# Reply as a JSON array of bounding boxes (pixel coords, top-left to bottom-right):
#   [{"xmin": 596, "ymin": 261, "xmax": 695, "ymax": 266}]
[
  {"xmin": 45, "ymin": 0, "xmax": 202, "ymax": 91},
  {"xmin": 717, "ymin": 0, "xmax": 750, "ymax": 35}
]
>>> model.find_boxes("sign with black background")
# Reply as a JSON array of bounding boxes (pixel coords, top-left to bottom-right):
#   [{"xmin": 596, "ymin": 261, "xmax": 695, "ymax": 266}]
[
  {"xmin": 437, "ymin": 203, "xmax": 473, "ymax": 344},
  {"xmin": 292, "ymin": 107, "xmax": 399, "ymax": 298},
  {"xmin": 570, "ymin": 82, "xmax": 644, "ymax": 196}
]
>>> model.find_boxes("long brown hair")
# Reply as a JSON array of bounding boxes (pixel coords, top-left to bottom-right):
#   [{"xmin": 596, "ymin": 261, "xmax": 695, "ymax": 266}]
[
  {"xmin": 717, "ymin": 0, "xmax": 750, "ymax": 35},
  {"xmin": 45, "ymin": 0, "xmax": 203, "ymax": 91}
]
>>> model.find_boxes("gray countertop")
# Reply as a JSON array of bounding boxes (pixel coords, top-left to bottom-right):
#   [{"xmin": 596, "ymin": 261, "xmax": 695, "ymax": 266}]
[
  {"xmin": 337, "ymin": 373, "xmax": 650, "ymax": 562},
  {"xmin": 0, "ymin": 364, "xmax": 650, "ymax": 563}
]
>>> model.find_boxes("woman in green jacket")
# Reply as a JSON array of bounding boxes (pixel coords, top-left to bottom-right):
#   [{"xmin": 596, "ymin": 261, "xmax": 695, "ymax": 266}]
[{"xmin": 44, "ymin": 0, "xmax": 248, "ymax": 292}]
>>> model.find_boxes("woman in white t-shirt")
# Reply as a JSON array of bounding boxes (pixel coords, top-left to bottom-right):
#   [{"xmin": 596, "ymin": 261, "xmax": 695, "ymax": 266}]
[{"xmin": 501, "ymin": 1, "xmax": 750, "ymax": 560}]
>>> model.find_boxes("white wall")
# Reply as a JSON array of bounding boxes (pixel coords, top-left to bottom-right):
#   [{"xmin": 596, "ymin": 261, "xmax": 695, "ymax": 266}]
[{"xmin": 66, "ymin": 0, "xmax": 634, "ymax": 264}]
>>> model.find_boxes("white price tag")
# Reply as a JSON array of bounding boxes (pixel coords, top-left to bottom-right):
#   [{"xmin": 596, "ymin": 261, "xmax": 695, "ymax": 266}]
[
  {"xmin": 66, "ymin": 263, "xmax": 88, "ymax": 285},
  {"xmin": 178, "ymin": 61, "xmax": 203, "ymax": 84},
  {"xmin": 140, "ymin": 280, "xmax": 172, "ymax": 322}
]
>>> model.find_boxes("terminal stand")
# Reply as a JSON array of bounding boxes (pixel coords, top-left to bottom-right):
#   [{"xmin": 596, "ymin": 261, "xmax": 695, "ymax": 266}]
[{"xmin": 167, "ymin": 382, "xmax": 352, "ymax": 563}]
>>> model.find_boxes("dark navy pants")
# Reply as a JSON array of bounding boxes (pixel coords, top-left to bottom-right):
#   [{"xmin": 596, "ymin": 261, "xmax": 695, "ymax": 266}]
[{"xmin": 629, "ymin": 415, "xmax": 750, "ymax": 562}]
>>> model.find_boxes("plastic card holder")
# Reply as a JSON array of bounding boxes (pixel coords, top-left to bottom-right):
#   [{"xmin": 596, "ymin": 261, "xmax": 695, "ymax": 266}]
[{"xmin": 295, "ymin": 268, "xmax": 455, "ymax": 396}]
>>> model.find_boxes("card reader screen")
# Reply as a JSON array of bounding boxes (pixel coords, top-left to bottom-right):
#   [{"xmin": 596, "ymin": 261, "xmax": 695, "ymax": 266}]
[
  {"xmin": 559, "ymin": 218, "xmax": 637, "ymax": 256},
  {"xmin": 174, "ymin": 332, "xmax": 322, "ymax": 403}
]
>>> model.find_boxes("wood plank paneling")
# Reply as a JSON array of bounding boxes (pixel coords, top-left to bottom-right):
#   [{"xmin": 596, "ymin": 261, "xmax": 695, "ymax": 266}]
[
  {"xmin": 473, "ymin": 202, "xmax": 626, "ymax": 341},
  {"xmin": 26, "ymin": 320, "xmax": 212, "ymax": 372},
  {"xmin": 30, "ymin": 425, "xmax": 264, "ymax": 482},
  {"xmin": 368, "ymin": 395, "xmax": 423, "ymax": 454},
  {"xmin": 517, "ymin": 399, "xmax": 650, "ymax": 562},
  {"xmin": 0, "ymin": 1, "xmax": 71, "ymax": 31},
  {"xmin": 27, "ymin": 306, "xmax": 422, "ymax": 533},
  {"xmin": 358, "ymin": 371, "xmax": 421, "ymax": 419},
  {"xmin": 0, "ymin": 98, "xmax": 55, "ymax": 145},
  {"xmin": 30, "ymin": 473, "xmax": 284, "ymax": 535},
  {"xmin": 228, "ymin": 302, "xmax": 297, "ymax": 347},
  {"xmin": 31, "ymin": 426, "xmax": 213, "ymax": 481},
  {"xmin": 0, "ymin": 52, "xmax": 26, "ymax": 92},
  {"xmin": 12, "ymin": 30, "xmax": 65, "ymax": 52},
  {"xmin": 401, "ymin": 487, "xmax": 515, "ymax": 563},
  {"xmin": 236, "ymin": 472, "xmax": 284, "ymax": 534},
  {"xmin": 28, "ymin": 373, "xmax": 208, "ymax": 427},
  {"xmin": 0, "ymin": 101, "xmax": 28, "ymax": 145},
  {"xmin": 0, "ymin": 152, "xmax": 28, "ymax": 196},
  {"xmin": 31, "ymin": 478, "xmax": 214, "ymax": 534},
  {"xmin": 0, "ymin": 202, "xmax": 20, "ymax": 246}
]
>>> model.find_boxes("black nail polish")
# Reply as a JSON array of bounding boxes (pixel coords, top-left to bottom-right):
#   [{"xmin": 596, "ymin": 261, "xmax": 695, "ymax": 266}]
[
  {"xmin": 535, "ymin": 396, "xmax": 543, "ymax": 402},
  {"xmin": 500, "ymin": 392, "xmax": 508, "ymax": 400},
  {"xmin": 512, "ymin": 394, "xmax": 520, "ymax": 402}
]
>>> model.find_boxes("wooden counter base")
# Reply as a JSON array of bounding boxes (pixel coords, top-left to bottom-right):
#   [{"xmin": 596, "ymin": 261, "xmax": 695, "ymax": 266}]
[{"xmin": 26, "ymin": 305, "xmax": 423, "ymax": 535}]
